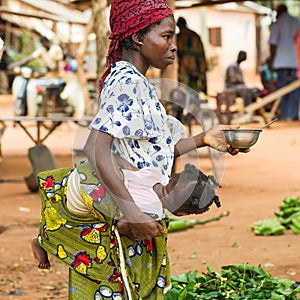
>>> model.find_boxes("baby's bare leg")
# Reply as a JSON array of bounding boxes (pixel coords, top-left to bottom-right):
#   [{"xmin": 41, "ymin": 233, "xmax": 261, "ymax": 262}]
[{"xmin": 31, "ymin": 238, "xmax": 50, "ymax": 269}]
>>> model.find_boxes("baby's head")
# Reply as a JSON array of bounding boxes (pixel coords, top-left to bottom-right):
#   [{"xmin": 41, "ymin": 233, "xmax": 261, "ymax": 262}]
[{"xmin": 167, "ymin": 164, "xmax": 221, "ymax": 216}]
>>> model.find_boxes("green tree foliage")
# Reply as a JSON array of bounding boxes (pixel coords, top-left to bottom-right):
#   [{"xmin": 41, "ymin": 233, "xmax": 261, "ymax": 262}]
[{"xmin": 10, "ymin": 31, "xmax": 44, "ymax": 70}]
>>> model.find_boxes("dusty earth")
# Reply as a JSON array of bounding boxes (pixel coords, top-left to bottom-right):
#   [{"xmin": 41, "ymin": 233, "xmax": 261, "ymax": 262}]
[{"xmin": 0, "ymin": 94, "xmax": 300, "ymax": 299}]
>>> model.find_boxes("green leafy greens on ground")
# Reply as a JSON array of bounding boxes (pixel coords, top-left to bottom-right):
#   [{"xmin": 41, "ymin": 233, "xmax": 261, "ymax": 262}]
[
  {"xmin": 165, "ymin": 263, "xmax": 300, "ymax": 299},
  {"xmin": 275, "ymin": 197, "xmax": 300, "ymax": 234},
  {"xmin": 251, "ymin": 197, "xmax": 300, "ymax": 235},
  {"xmin": 251, "ymin": 219, "xmax": 285, "ymax": 235}
]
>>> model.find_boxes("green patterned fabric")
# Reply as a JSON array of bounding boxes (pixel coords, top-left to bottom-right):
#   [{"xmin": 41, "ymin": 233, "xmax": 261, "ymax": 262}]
[{"xmin": 37, "ymin": 160, "xmax": 170, "ymax": 300}]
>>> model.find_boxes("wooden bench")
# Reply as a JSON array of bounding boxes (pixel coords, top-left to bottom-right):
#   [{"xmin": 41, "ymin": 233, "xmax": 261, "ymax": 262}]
[
  {"xmin": 215, "ymin": 90, "xmax": 245, "ymax": 124},
  {"xmin": 244, "ymin": 79, "xmax": 300, "ymax": 123}
]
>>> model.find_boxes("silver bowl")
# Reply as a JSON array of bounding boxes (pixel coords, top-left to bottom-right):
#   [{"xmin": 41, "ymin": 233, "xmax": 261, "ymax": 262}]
[{"xmin": 222, "ymin": 128, "xmax": 262, "ymax": 149}]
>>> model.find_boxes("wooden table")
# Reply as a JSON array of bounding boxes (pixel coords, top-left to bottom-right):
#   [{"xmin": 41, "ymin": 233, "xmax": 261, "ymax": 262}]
[{"xmin": 0, "ymin": 116, "xmax": 93, "ymax": 145}]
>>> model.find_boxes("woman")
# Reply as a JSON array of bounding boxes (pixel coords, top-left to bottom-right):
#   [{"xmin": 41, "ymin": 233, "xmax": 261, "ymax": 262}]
[{"xmin": 33, "ymin": 1, "xmax": 246, "ymax": 299}]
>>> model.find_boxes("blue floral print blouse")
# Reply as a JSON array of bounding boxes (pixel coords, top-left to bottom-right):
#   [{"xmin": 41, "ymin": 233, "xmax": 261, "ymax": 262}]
[{"xmin": 90, "ymin": 61, "xmax": 185, "ymax": 185}]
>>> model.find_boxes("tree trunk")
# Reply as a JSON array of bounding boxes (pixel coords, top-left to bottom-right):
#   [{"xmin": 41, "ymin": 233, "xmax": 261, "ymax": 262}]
[
  {"xmin": 76, "ymin": 12, "xmax": 95, "ymax": 112},
  {"xmin": 92, "ymin": 0, "xmax": 110, "ymax": 80},
  {"xmin": 75, "ymin": 0, "xmax": 110, "ymax": 113}
]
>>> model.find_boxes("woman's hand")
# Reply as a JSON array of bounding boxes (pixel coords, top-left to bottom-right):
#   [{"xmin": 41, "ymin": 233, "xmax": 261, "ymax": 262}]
[
  {"xmin": 129, "ymin": 220, "xmax": 167, "ymax": 240},
  {"xmin": 117, "ymin": 217, "xmax": 167, "ymax": 241},
  {"xmin": 203, "ymin": 125, "xmax": 250, "ymax": 155}
]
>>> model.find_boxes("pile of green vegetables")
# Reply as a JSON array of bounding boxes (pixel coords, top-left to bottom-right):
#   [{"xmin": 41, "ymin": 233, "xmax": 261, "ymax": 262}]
[
  {"xmin": 251, "ymin": 197, "xmax": 300, "ymax": 235},
  {"xmin": 165, "ymin": 263, "xmax": 300, "ymax": 299}
]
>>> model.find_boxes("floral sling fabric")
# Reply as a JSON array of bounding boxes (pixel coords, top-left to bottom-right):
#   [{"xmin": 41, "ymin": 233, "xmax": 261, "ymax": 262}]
[{"xmin": 37, "ymin": 160, "xmax": 170, "ymax": 299}]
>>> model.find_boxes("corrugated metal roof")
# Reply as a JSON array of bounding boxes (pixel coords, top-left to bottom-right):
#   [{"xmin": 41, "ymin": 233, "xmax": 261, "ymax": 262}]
[
  {"xmin": 1, "ymin": 12, "xmax": 87, "ymax": 43},
  {"xmin": 19, "ymin": 0, "xmax": 89, "ymax": 24},
  {"xmin": 1, "ymin": 0, "xmax": 89, "ymax": 43}
]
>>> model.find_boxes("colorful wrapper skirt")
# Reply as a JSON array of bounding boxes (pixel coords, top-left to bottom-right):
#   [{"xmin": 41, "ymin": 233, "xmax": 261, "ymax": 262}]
[{"xmin": 37, "ymin": 159, "xmax": 170, "ymax": 300}]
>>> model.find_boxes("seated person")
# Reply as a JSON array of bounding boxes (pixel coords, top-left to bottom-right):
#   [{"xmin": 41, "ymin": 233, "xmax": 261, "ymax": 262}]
[{"xmin": 224, "ymin": 50, "xmax": 260, "ymax": 106}]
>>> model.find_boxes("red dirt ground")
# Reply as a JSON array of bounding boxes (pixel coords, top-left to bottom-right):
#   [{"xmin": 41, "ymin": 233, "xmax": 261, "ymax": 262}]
[{"xmin": 0, "ymin": 94, "xmax": 299, "ymax": 299}]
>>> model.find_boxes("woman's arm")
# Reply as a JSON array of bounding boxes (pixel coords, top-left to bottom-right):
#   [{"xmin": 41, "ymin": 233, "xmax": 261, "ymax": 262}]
[
  {"xmin": 83, "ymin": 128, "xmax": 166, "ymax": 240},
  {"xmin": 174, "ymin": 125, "xmax": 247, "ymax": 158},
  {"xmin": 174, "ymin": 131, "xmax": 206, "ymax": 158}
]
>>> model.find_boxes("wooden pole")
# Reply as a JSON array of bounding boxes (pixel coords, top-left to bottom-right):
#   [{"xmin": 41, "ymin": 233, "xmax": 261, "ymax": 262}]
[{"xmin": 76, "ymin": 11, "xmax": 95, "ymax": 112}]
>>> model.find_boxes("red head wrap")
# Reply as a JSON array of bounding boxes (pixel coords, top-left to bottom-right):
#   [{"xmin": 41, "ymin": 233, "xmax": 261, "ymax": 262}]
[{"xmin": 99, "ymin": 0, "xmax": 173, "ymax": 92}]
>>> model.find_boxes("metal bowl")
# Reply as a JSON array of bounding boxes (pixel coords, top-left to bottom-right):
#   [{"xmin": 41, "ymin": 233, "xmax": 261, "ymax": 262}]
[{"xmin": 222, "ymin": 128, "xmax": 262, "ymax": 149}]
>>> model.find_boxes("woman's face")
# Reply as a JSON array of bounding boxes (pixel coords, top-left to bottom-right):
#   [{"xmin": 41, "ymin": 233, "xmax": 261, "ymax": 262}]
[{"xmin": 140, "ymin": 16, "xmax": 177, "ymax": 70}]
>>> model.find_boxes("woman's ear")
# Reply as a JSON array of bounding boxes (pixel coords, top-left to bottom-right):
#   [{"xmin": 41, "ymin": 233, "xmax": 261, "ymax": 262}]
[{"xmin": 132, "ymin": 33, "xmax": 143, "ymax": 46}]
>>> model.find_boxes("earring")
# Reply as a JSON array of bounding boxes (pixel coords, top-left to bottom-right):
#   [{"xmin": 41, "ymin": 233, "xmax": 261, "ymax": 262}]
[{"xmin": 138, "ymin": 42, "xmax": 143, "ymax": 45}]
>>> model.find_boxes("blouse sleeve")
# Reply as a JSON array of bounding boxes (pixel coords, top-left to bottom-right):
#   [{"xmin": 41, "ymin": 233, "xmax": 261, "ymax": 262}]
[{"xmin": 166, "ymin": 115, "xmax": 185, "ymax": 144}]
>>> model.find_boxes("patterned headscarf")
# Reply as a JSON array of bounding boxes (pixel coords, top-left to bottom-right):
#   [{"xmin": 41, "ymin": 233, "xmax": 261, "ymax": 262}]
[{"xmin": 99, "ymin": 0, "xmax": 173, "ymax": 92}]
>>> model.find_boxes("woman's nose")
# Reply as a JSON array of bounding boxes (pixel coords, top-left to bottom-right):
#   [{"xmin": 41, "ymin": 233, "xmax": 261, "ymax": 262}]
[{"xmin": 170, "ymin": 41, "xmax": 177, "ymax": 53}]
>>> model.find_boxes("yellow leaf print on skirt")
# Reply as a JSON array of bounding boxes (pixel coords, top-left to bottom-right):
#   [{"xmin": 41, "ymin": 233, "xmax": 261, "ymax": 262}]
[
  {"xmin": 44, "ymin": 201, "xmax": 67, "ymax": 231},
  {"xmin": 57, "ymin": 244, "xmax": 68, "ymax": 260},
  {"xmin": 96, "ymin": 245, "xmax": 107, "ymax": 263}
]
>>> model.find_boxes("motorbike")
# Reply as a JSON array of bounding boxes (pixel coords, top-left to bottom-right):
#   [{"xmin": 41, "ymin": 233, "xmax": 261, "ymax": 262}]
[
  {"xmin": 12, "ymin": 66, "xmax": 38, "ymax": 116},
  {"xmin": 12, "ymin": 67, "xmax": 83, "ymax": 117},
  {"xmin": 34, "ymin": 77, "xmax": 74, "ymax": 117}
]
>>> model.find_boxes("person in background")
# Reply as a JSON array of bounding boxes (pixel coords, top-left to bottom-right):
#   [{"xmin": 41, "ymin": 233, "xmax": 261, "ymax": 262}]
[
  {"xmin": 295, "ymin": 28, "xmax": 300, "ymax": 78},
  {"xmin": 224, "ymin": 50, "xmax": 260, "ymax": 107},
  {"xmin": 176, "ymin": 16, "xmax": 207, "ymax": 94},
  {"xmin": 295, "ymin": 29, "xmax": 300, "ymax": 78},
  {"xmin": 0, "ymin": 38, "xmax": 8, "ymax": 94},
  {"xmin": 10, "ymin": 35, "xmax": 64, "ymax": 77},
  {"xmin": 269, "ymin": 4, "xmax": 300, "ymax": 121},
  {"xmin": 176, "ymin": 17, "xmax": 208, "ymax": 134},
  {"xmin": 32, "ymin": 36, "xmax": 64, "ymax": 77},
  {"xmin": 259, "ymin": 57, "xmax": 278, "ymax": 98},
  {"xmin": 0, "ymin": 37, "xmax": 6, "ymax": 163},
  {"xmin": 8, "ymin": 35, "xmax": 65, "ymax": 116}
]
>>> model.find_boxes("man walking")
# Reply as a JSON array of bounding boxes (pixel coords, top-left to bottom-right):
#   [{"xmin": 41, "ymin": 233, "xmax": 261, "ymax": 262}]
[{"xmin": 269, "ymin": 4, "xmax": 300, "ymax": 121}]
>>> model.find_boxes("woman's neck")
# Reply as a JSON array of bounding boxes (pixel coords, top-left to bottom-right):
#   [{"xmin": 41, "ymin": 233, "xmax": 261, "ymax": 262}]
[{"xmin": 122, "ymin": 51, "xmax": 149, "ymax": 76}]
